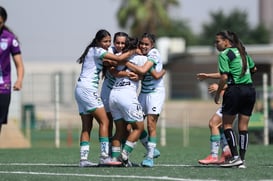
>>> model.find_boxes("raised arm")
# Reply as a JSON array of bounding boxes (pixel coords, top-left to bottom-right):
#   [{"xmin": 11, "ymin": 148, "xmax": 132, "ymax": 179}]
[
  {"xmin": 104, "ymin": 49, "xmax": 136, "ymax": 62},
  {"xmin": 196, "ymin": 72, "xmax": 220, "ymax": 81}
]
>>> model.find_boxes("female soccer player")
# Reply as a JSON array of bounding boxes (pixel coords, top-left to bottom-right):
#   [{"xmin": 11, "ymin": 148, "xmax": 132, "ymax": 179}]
[
  {"xmin": 214, "ymin": 30, "xmax": 257, "ymax": 168},
  {"xmin": 196, "ymin": 73, "xmax": 231, "ymax": 165},
  {"xmin": 0, "ymin": 6, "xmax": 24, "ymax": 134},
  {"xmin": 109, "ymin": 37, "xmax": 165, "ymax": 167},
  {"xmin": 74, "ymin": 29, "xmax": 135, "ymax": 167},
  {"xmin": 125, "ymin": 33, "xmax": 165, "ymax": 167},
  {"xmin": 101, "ymin": 32, "xmax": 131, "ymax": 142}
]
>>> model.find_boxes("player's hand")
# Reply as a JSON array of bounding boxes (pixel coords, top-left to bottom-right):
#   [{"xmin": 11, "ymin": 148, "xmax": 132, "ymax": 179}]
[
  {"xmin": 128, "ymin": 72, "xmax": 139, "ymax": 81},
  {"xmin": 135, "ymin": 48, "xmax": 142, "ymax": 55},
  {"xmin": 208, "ymin": 83, "xmax": 218, "ymax": 94},
  {"xmin": 13, "ymin": 80, "xmax": 22, "ymax": 91},
  {"xmin": 196, "ymin": 73, "xmax": 208, "ymax": 81}
]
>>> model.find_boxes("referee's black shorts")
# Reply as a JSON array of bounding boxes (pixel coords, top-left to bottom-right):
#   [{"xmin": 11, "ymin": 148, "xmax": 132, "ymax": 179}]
[
  {"xmin": 0, "ymin": 93, "xmax": 11, "ymax": 125},
  {"xmin": 222, "ymin": 84, "xmax": 256, "ymax": 116}
]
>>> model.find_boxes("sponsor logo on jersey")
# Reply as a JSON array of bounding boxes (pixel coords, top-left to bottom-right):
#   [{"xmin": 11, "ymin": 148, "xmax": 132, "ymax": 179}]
[{"xmin": 12, "ymin": 39, "xmax": 19, "ymax": 47}]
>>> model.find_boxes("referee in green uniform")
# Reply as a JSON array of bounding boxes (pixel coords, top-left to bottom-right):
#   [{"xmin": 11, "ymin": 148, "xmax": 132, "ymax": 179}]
[{"xmin": 214, "ymin": 30, "xmax": 257, "ymax": 168}]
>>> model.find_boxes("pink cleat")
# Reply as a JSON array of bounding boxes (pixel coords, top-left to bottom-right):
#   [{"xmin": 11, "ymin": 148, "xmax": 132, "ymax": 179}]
[
  {"xmin": 218, "ymin": 148, "xmax": 232, "ymax": 164},
  {"xmin": 198, "ymin": 155, "xmax": 219, "ymax": 165},
  {"xmin": 99, "ymin": 156, "xmax": 122, "ymax": 166}
]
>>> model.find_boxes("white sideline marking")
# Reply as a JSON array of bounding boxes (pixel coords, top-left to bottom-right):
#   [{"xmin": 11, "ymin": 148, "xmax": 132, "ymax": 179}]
[
  {"xmin": 0, "ymin": 171, "xmax": 217, "ymax": 181},
  {"xmin": 0, "ymin": 163, "xmax": 193, "ymax": 167},
  {"xmin": 0, "ymin": 163, "xmax": 77, "ymax": 166},
  {"xmin": 0, "ymin": 163, "xmax": 211, "ymax": 181}
]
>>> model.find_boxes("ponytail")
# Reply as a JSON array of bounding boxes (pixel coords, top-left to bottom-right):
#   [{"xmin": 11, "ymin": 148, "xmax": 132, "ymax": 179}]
[
  {"xmin": 217, "ymin": 30, "xmax": 247, "ymax": 77},
  {"xmin": 77, "ymin": 29, "xmax": 111, "ymax": 64}
]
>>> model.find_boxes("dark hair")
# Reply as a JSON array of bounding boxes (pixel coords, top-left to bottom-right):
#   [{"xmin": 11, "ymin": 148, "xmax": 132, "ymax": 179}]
[
  {"xmin": 123, "ymin": 37, "xmax": 138, "ymax": 52},
  {"xmin": 216, "ymin": 30, "xmax": 247, "ymax": 77},
  {"xmin": 0, "ymin": 6, "xmax": 7, "ymax": 22},
  {"xmin": 112, "ymin": 32, "xmax": 129, "ymax": 53},
  {"xmin": 0, "ymin": 6, "xmax": 18, "ymax": 40},
  {"xmin": 141, "ymin": 33, "xmax": 156, "ymax": 45},
  {"xmin": 77, "ymin": 29, "xmax": 111, "ymax": 64},
  {"xmin": 113, "ymin": 32, "xmax": 128, "ymax": 43}
]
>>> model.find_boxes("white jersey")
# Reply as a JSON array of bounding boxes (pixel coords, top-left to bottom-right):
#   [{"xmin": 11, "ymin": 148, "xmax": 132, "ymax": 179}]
[
  {"xmin": 109, "ymin": 55, "xmax": 147, "ymax": 122},
  {"xmin": 139, "ymin": 48, "xmax": 165, "ymax": 115},
  {"xmin": 102, "ymin": 46, "xmax": 120, "ymax": 90},
  {"xmin": 141, "ymin": 48, "xmax": 164, "ymax": 93},
  {"xmin": 74, "ymin": 47, "xmax": 107, "ymax": 114},
  {"xmin": 112, "ymin": 54, "xmax": 147, "ymax": 91},
  {"xmin": 77, "ymin": 47, "xmax": 107, "ymax": 91},
  {"xmin": 101, "ymin": 47, "xmax": 120, "ymax": 112}
]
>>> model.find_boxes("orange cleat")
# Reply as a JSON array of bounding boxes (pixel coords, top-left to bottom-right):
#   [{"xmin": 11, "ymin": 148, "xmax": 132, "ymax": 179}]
[
  {"xmin": 218, "ymin": 148, "xmax": 232, "ymax": 164},
  {"xmin": 198, "ymin": 155, "xmax": 219, "ymax": 165}
]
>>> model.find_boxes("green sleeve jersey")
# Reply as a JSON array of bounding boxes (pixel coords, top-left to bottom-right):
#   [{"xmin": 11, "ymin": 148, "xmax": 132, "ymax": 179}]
[{"xmin": 218, "ymin": 47, "xmax": 255, "ymax": 85}]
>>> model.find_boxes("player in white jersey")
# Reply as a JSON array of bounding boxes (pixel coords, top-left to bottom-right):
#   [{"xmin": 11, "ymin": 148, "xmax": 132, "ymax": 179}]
[
  {"xmin": 109, "ymin": 38, "xmax": 165, "ymax": 166},
  {"xmin": 74, "ymin": 29, "xmax": 136, "ymax": 167},
  {"xmin": 196, "ymin": 73, "xmax": 231, "ymax": 165},
  {"xmin": 124, "ymin": 33, "xmax": 165, "ymax": 167},
  {"xmin": 101, "ymin": 32, "xmax": 130, "ymax": 141}
]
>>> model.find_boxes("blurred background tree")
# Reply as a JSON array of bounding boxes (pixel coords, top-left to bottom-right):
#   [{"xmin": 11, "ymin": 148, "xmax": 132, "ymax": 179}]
[
  {"xmin": 198, "ymin": 9, "xmax": 270, "ymax": 45},
  {"xmin": 117, "ymin": 0, "xmax": 179, "ymax": 37},
  {"xmin": 116, "ymin": 1, "xmax": 270, "ymax": 45}
]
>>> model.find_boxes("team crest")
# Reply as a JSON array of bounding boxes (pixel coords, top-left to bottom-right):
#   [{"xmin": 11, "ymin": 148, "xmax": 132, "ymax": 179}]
[{"xmin": 0, "ymin": 41, "xmax": 8, "ymax": 50}]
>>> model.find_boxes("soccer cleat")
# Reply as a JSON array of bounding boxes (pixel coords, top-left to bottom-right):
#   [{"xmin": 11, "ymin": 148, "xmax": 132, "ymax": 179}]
[
  {"xmin": 238, "ymin": 160, "xmax": 246, "ymax": 169},
  {"xmin": 141, "ymin": 157, "xmax": 154, "ymax": 167},
  {"xmin": 144, "ymin": 148, "xmax": 161, "ymax": 159},
  {"xmin": 218, "ymin": 149, "xmax": 232, "ymax": 164},
  {"xmin": 79, "ymin": 160, "xmax": 98, "ymax": 167},
  {"xmin": 153, "ymin": 148, "xmax": 161, "ymax": 158},
  {"xmin": 198, "ymin": 155, "xmax": 219, "ymax": 165},
  {"xmin": 123, "ymin": 159, "xmax": 133, "ymax": 167},
  {"xmin": 118, "ymin": 156, "xmax": 133, "ymax": 167},
  {"xmin": 99, "ymin": 156, "xmax": 122, "ymax": 166},
  {"xmin": 220, "ymin": 157, "xmax": 243, "ymax": 168}
]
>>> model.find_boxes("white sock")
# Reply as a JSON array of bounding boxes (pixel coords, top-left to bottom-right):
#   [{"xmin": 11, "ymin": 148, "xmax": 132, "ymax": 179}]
[
  {"xmin": 80, "ymin": 145, "xmax": 89, "ymax": 160},
  {"xmin": 147, "ymin": 142, "xmax": 156, "ymax": 159}
]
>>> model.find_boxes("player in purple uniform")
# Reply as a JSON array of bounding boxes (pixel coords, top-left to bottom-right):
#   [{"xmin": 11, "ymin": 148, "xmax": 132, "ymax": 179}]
[{"xmin": 0, "ymin": 6, "xmax": 25, "ymax": 134}]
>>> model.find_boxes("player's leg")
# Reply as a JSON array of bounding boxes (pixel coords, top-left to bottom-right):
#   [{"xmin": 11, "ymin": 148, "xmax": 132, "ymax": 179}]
[
  {"xmin": 218, "ymin": 126, "xmax": 232, "ymax": 163},
  {"xmin": 94, "ymin": 107, "xmax": 121, "ymax": 165},
  {"xmin": 142, "ymin": 114, "xmax": 158, "ymax": 167},
  {"xmin": 198, "ymin": 113, "xmax": 222, "ymax": 164},
  {"xmin": 0, "ymin": 94, "xmax": 11, "ymax": 135},
  {"xmin": 111, "ymin": 119, "xmax": 127, "ymax": 161},
  {"xmin": 79, "ymin": 114, "xmax": 97, "ymax": 167},
  {"xmin": 237, "ymin": 114, "xmax": 250, "ymax": 168},
  {"xmin": 120, "ymin": 121, "xmax": 144, "ymax": 167},
  {"xmin": 220, "ymin": 114, "xmax": 243, "ymax": 167}
]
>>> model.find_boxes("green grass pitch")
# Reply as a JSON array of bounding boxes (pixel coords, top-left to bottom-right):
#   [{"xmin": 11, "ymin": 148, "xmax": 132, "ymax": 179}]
[{"xmin": 0, "ymin": 128, "xmax": 272, "ymax": 181}]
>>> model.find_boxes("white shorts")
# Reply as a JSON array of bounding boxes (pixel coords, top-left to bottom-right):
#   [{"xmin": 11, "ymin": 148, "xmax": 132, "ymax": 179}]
[
  {"xmin": 109, "ymin": 88, "xmax": 144, "ymax": 123},
  {"xmin": 215, "ymin": 107, "xmax": 222, "ymax": 117},
  {"xmin": 139, "ymin": 87, "xmax": 165, "ymax": 115},
  {"xmin": 74, "ymin": 84, "xmax": 104, "ymax": 115}
]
